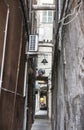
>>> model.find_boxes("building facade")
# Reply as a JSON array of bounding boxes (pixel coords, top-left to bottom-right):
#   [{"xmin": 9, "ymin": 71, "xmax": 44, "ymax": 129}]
[
  {"xmin": 52, "ymin": 0, "xmax": 84, "ymax": 130},
  {"xmin": 0, "ymin": 1, "xmax": 36, "ymax": 130},
  {"xmin": 34, "ymin": 0, "xmax": 54, "ymax": 119}
]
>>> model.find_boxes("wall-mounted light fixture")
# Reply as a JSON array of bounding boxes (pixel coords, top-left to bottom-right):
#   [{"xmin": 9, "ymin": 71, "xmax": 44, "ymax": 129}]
[
  {"xmin": 41, "ymin": 58, "xmax": 48, "ymax": 65},
  {"xmin": 41, "ymin": 55, "xmax": 48, "ymax": 65}
]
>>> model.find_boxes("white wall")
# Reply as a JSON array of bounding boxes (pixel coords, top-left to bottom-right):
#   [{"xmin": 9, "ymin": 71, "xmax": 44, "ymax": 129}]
[
  {"xmin": 35, "ymin": 0, "xmax": 54, "ymax": 119},
  {"xmin": 37, "ymin": 0, "xmax": 54, "ymax": 5},
  {"xmin": 38, "ymin": 24, "xmax": 53, "ymax": 41},
  {"xmin": 35, "ymin": 90, "xmax": 40, "ymax": 113}
]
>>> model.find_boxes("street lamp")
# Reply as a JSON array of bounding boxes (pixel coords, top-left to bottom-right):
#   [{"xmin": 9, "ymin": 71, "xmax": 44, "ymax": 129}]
[{"xmin": 41, "ymin": 58, "xmax": 48, "ymax": 65}]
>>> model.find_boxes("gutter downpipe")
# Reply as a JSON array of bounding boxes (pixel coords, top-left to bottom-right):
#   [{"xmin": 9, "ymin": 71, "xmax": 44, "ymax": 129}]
[
  {"xmin": 57, "ymin": 0, "xmax": 69, "ymax": 130},
  {"xmin": 19, "ymin": 0, "xmax": 29, "ymax": 40},
  {"xmin": 0, "ymin": 8, "xmax": 9, "ymax": 94},
  {"xmin": 19, "ymin": 1, "xmax": 30, "ymax": 130},
  {"xmin": 58, "ymin": 0, "xmax": 63, "ymax": 51},
  {"xmin": 23, "ymin": 64, "xmax": 28, "ymax": 130},
  {"xmin": 23, "ymin": 43, "xmax": 29, "ymax": 130},
  {"xmin": 57, "ymin": 0, "xmax": 64, "ymax": 129},
  {"xmin": 58, "ymin": 0, "xmax": 69, "ymax": 50}
]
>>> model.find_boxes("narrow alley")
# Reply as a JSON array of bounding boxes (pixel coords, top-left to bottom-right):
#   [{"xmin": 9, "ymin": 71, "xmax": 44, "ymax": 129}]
[
  {"xmin": 31, "ymin": 119, "xmax": 51, "ymax": 130},
  {"xmin": 0, "ymin": 0, "xmax": 84, "ymax": 130},
  {"xmin": 31, "ymin": 110, "xmax": 51, "ymax": 130}
]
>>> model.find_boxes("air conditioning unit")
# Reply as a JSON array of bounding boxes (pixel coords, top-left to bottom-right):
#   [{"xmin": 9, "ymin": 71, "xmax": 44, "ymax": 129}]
[{"xmin": 29, "ymin": 35, "xmax": 38, "ymax": 52}]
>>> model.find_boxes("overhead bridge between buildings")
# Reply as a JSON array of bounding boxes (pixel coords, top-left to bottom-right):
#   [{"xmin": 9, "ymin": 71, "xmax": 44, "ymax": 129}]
[{"xmin": 32, "ymin": 5, "xmax": 56, "ymax": 11}]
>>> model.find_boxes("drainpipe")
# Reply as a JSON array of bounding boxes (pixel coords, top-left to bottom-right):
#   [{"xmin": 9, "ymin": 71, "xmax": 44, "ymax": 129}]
[
  {"xmin": 19, "ymin": 1, "xmax": 30, "ymax": 130},
  {"xmin": 23, "ymin": 42, "xmax": 29, "ymax": 130},
  {"xmin": 0, "ymin": 8, "xmax": 9, "ymax": 94},
  {"xmin": 19, "ymin": 0, "xmax": 29, "ymax": 40},
  {"xmin": 58, "ymin": 0, "xmax": 61, "ymax": 20},
  {"xmin": 23, "ymin": 61, "xmax": 29, "ymax": 130},
  {"xmin": 58, "ymin": 0, "xmax": 63, "ymax": 50},
  {"xmin": 57, "ymin": 1, "xmax": 69, "ymax": 130},
  {"xmin": 58, "ymin": 0, "xmax": 69, "ymax": 50}
]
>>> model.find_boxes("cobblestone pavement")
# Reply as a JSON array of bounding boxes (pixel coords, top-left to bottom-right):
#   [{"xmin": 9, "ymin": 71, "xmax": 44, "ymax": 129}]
[{"xmin": 31, "ymin": 119, "xmax": 51, "ymax": 130}]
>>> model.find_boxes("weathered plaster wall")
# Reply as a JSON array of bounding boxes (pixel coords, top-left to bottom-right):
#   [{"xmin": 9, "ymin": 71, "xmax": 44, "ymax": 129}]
[
  {"xmin": 63, "ymin": 2, "xmax": 84, "ymax": 130},
  {"xmin": 52, "ymin": 2, "xmax": 84, "ymax": 130}
]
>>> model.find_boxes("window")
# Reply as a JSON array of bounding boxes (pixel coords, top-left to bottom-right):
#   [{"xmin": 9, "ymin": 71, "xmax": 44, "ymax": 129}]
[{"xmin": 42, "ymin": 11, "xmax": 53, "ymax": 23}]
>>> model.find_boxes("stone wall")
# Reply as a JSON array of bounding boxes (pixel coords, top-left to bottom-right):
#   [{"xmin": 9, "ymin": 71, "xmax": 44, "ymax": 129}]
[
  {"xmin": 63, "ymin": 2, "xmax": 84, "ymax": 130},
  {"xmin": 52, "ymin": 1, "xmax": 84, "ymax": 130}
]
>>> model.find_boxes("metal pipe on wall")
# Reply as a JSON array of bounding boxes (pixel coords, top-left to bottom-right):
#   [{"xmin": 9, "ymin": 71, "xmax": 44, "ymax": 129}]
[
  {"xmin": 23, "ymin": 61, "xmax": 29, "ymax": 130},
  {"xmin": 32, "ymin": 5, "xmax": 56, "ymax": 10},
  {"xmin": 19, "ymin": 0, "xmax": 29, "ymax": 40},
  {"xmin": 58, "ymin": 0, "xmax": 69, "ymax": 50},
  {"xmin": 0, "ymin": 8, "xmax": 9, "ymax": 93}
]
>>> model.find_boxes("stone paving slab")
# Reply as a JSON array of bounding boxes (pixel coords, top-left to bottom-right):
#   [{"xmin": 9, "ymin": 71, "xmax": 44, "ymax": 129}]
[
  {"xmin": 31, "ymin": 119, "xmax": 51, "ymax": 130},
  {"xmin": 35, "ymin": 110, "xmax": 47, "ymax": 116},
  {"xmin": 35, "ymin": 110, "xmax": 48, "ymax": 119}
]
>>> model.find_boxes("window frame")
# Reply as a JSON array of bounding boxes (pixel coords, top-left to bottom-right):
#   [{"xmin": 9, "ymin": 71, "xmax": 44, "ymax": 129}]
[{"xmin": 42, "ymin": 11, "xmax": 53, "ymax": 24}]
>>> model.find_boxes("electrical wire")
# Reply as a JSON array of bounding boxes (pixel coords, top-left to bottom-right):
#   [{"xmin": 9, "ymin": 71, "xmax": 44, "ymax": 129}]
[{"xmin": 58, "ymin": 1, "xmax": 82, "ymax": 25}]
